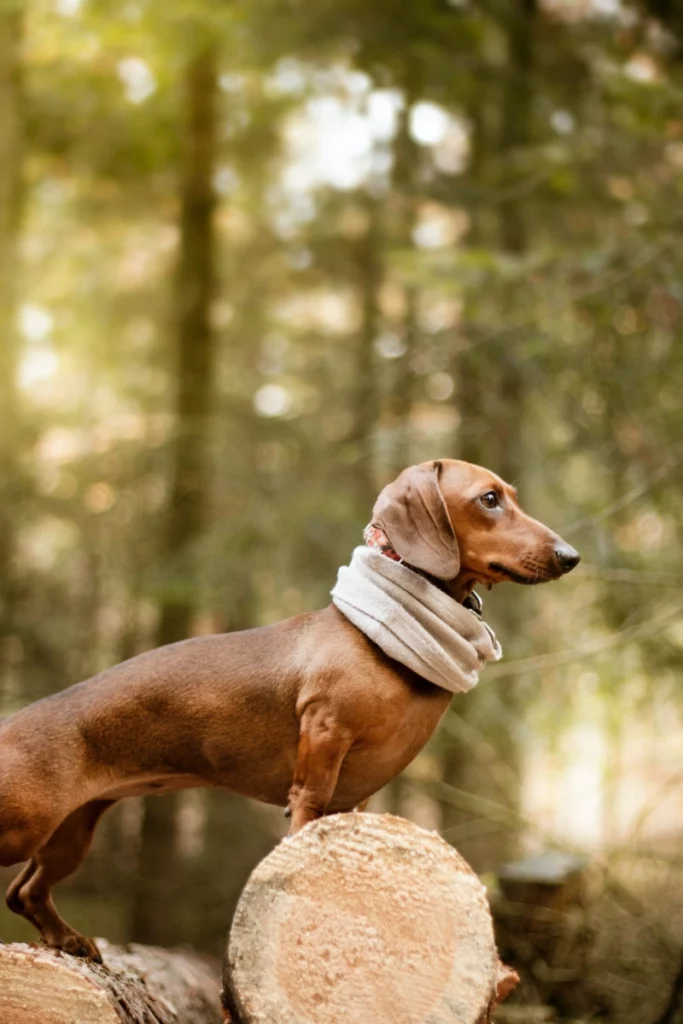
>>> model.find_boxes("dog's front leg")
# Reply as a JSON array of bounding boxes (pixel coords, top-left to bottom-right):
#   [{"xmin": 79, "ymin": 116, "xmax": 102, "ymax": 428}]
[{"xmin": 287, "ymin": 702, "xmax": 352, "ymax": 834}]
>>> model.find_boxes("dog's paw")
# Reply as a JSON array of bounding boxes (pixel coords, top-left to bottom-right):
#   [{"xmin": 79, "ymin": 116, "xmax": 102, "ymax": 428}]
[{"xmin": 47, "ymin": 932, "xmax": 103, "ymax": 963}]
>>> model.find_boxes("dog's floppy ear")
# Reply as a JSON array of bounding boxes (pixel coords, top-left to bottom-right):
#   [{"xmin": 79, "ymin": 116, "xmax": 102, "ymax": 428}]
[{"xmin": 372, "ymin": 460, "xmax": 460, "ymax": 579}]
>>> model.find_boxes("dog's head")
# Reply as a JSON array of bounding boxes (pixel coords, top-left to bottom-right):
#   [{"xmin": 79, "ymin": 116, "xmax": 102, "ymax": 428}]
[{"xmin": 371, "ymin": 459, "xmax": 579, "ymax": 598}]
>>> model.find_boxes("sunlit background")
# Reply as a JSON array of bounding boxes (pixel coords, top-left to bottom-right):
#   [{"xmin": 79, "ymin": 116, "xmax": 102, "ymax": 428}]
[{"xmin": 1, "ymin": 0, "xmax": 683, "ymax": 1020}]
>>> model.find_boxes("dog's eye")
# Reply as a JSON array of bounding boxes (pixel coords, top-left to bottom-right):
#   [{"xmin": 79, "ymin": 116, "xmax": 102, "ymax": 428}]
[{"xmin": 480, "ymin": 491, "xmax": 499, "ymax": 509}]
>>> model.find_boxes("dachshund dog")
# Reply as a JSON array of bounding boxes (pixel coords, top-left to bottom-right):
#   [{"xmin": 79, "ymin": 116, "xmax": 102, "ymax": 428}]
[{"xmin": 0, "ymin": 459, "xmax": 579, "ymax": 961}]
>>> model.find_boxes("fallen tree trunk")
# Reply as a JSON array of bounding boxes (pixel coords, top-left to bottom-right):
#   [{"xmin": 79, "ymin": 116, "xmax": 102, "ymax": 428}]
[
  {"xmin": 0, "ymin": 938, "xmax": 221, "ymax": 1024},
  {"xmin": 223, "ymin": 812, "xmax": 518, "ymax": 1024}
]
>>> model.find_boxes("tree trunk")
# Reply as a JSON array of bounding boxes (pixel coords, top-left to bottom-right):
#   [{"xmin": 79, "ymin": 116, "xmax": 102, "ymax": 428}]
[
  {"xmin": 0, "ymin": 940, "xmax": 221, "ymax": 1024},
  {"xmin": 442, "ymin": 0, "xmax": 537, "ymax": 870},
  {"xmin": 0, "ymin": 7, "xmax": 24, "ymax": 699},
  {"xmin": 386, "ymin": 91, "xmax": 420, "ymax": 475},
  {"xmin": 132, "ymin": 44, "xmax": 219, "ymax": 947},
  {"xmin": 157, "ymin": 43, "xmax": 219, "ymax": 648},
  {"xmin": 383, "ymin": 94, "xmax": 420, "ymax": 816},
  {"xmin": 348, "ymin": 195, "xmax": 381, "ymax": 518},
  {"xmin": 222, "ymin": 812, "xmax": 518, "ymax": 1024}
]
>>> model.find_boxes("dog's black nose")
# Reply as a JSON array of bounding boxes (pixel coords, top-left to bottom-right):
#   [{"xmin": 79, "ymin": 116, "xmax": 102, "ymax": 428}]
[{"xmin": 554, "ymin": 543, "xmax": 580, "ymax": 574}]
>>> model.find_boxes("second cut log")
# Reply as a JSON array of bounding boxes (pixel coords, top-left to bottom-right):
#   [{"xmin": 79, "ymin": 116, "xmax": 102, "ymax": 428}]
[{"xmin": 0, "ymin": 939, "xmax": 221, "ymax": 1024}]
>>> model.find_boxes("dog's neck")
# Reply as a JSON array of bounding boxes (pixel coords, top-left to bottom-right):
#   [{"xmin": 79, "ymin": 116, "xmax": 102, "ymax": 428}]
[{"xmin": 363, "ymin": 523, "xmax": 483, "ymax": 616}]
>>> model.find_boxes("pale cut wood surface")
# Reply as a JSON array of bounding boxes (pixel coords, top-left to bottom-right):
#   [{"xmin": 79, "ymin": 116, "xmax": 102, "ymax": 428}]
[
  {"xmin": 223, "ymin": 812, "xmax": 515, "ymax": 1024},
  {"xmin": 0, "ymin": 938, "xmax": 221, "ymax": 1024}
]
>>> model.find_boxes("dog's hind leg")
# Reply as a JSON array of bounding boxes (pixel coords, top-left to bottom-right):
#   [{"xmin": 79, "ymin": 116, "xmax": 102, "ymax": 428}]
[{"xmin": 8, "ymin": 799, "xmax": 115, "ymax": 961}]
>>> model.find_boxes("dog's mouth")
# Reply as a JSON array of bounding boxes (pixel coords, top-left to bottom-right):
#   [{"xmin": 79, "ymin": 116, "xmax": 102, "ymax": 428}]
[{"xmin": 487, "ymin": 561, "xmax": 555, "ymax": 585}]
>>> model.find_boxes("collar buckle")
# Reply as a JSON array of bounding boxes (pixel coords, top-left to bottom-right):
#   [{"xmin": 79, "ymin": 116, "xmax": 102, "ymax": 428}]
[{"xmin": 463, "ymin": 590, "xmax": 483, "ymax": 616}]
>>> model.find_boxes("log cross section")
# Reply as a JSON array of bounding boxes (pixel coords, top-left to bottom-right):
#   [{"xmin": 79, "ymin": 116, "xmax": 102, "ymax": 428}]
[{"xmin": 224, "ymin": 812, "xmax": 515, "ymax": 1024}]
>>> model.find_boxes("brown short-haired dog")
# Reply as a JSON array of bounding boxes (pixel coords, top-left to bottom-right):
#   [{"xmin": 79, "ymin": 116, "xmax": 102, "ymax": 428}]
[{"xmin": 0, "ymin": 459, "xmax": 579, "ymax": 961}]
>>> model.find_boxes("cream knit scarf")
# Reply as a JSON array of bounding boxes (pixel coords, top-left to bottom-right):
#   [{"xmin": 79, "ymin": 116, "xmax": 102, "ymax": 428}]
[{"xmin": 331, "ymin": 546, "xmax": 502, "ymax": 694}]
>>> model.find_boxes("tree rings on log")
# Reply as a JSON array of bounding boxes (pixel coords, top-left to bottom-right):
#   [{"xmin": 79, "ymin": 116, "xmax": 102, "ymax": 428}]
[
  {"xmin": 0, "ymin": 939, "xmax": 221, "ymax": 1024},
  {"xmin": 224, "ymin": 812, "xmax": 514, "ymax": 1024}
]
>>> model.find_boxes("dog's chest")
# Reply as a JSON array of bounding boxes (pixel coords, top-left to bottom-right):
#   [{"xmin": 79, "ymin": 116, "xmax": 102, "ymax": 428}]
[{"xmin": 336, "ymin": 685, "xmax": 451, "ymax": 801}]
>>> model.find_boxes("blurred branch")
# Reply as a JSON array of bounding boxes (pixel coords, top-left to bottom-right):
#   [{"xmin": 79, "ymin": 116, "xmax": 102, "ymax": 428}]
[
  {"xmin": 428, "ymin": 771, "xmax": 683, "ymax": 873},
  {"xmin": 563, "ymin": 453, "xmax": 683, "ymax": 536},
  {"xmin": 423, "ymin": 778, "xmax": 521, "ymax": 829},
  {"xmin": 576, "ymin": 565, "xmax": 683, "ymax": 586},
  {"xmin": 628, "ymin": 768, "xmax": 683, "ymax": 844},
  {"xmin": 466, "ymin": 231, "xmax": 682, "ymax": 356},
  {"xmin": 442, "ymin": 707, "xmax": 522, "ymax": 791},
  {"xmin": 485, "ymin": 601, "xmax": 683, "ymax": 680}
]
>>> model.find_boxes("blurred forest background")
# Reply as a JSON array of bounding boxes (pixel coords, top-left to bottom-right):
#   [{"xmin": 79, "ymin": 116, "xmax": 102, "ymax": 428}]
[{"xmin": 1, "ymin": 0, "xmax": 683, "ymax": 1020}]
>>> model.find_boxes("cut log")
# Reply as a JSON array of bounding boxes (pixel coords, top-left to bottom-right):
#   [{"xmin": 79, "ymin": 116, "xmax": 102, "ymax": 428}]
[
  {"xmin": 493, "ymin": 851, "xmax": 600, "ymax": 1018},
  {"xmin": 0, "ymin": 938, "xmax": 221, "ymax": 1024},
  {"xmin": 223, "ymin": 812, "xmax": 518, "ymax": 1024}
]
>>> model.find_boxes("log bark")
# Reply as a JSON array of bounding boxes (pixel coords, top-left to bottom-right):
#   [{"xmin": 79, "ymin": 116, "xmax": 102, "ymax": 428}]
[
  {"xmin": 0, "ymin": 939, "xmax": 221, "ymax": 1024},
  {"xmin": 222, "ymin": 812, "xmax": 518, "ymax": 1024}
]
